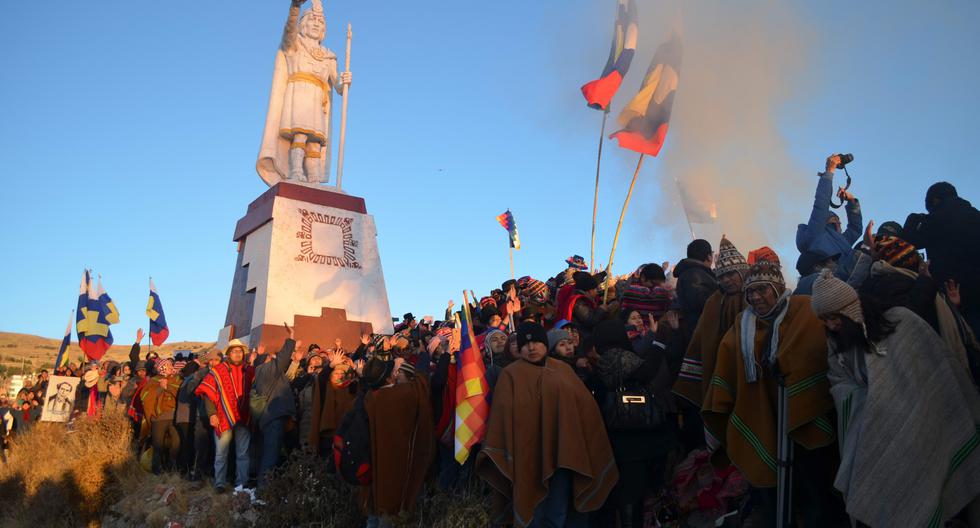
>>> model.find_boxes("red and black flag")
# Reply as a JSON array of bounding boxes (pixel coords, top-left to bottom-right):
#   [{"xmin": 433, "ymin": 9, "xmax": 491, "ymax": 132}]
[
  {"xmin": 610, "ymin": 31, "xmax": 682, "ymax": 156},
  {"xmin": 581, "ymin": 0, "xmax": 638, "ymax": 111}
]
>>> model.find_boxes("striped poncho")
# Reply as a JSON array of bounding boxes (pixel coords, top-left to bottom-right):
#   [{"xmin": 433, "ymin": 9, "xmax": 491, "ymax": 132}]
[
  {"xmin": 829, "ymin": 307, "xmax": 980, "ymax": 527},
  {"xmin": 673, "ymin": 290, "xmax": 745, "ymax": 406},
  {"xmin": 702, "ymin": 296, "xmax": 836, "ymax": 487},
  {"xmin": 195, "ymin": 362, "xmax": 254, "ymax": 435}
]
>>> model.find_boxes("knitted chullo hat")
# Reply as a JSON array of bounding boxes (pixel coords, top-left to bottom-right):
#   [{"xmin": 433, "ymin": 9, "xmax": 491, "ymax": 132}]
[
  {"xmin": 397, "ymin": 360, "xmax": 417, "ymax": 379},
  {"xmin": 479, "ymin": 296, "xmax": 497, "ymax": 310},
  {"xmin": 743, "ymin": 259, "xmax": 786, "ymax": 293},
  {"xmin": 621, "ymin": 285, "xmax": 672, "ymax": 318},
  {"xmin": 811, "ymin": 269, "xmax": 864, "ymax": 325},
  {"xmin": 874, "ymin": 235, "xmax": 921, "ymax": 271},
  {"xmin": 714, "ymin": 236, "xmax": 749, "ymax": 278},
  {"xmin": 747, "ymin": 246, "xmax": 780, "ymax": 266},
  {"xmin": 517, "ymin": 276, "xmax": 550, "ymax": 303}
]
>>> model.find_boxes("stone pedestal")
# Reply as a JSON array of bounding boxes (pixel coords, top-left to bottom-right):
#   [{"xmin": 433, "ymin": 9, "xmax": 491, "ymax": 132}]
[{"xmin": 221, "ymin": 182, "xmax": 393, "ymax": 351}]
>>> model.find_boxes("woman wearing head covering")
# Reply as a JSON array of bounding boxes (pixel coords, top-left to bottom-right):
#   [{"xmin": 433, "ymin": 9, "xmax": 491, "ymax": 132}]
[
  {"xmin": 594, "ymin": 319, "xmax": 677, "ymax": 528},
  {"xmin": 813, "ymin": 270, "xmax": 980, "ymax": 527}
]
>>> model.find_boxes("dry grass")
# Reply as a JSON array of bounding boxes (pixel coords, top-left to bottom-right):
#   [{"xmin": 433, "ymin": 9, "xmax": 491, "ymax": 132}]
[
  {"xmin": 0, "ymin": 411, "xmax": 493, "ymax": 527},
  {"xmin": 0, "ymin": 412, "xmax": 141, "ymax": 527}
]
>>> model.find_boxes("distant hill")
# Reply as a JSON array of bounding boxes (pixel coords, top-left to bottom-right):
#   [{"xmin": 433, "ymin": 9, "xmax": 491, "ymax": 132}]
[{"xmin": 0, "ymin": 332, "xmax": 213, "ymax": 375}]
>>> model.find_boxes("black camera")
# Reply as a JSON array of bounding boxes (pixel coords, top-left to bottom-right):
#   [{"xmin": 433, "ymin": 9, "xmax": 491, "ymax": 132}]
[{"xmin": 836, "ymin": 153, "xmax": 854, "ymax": 169}]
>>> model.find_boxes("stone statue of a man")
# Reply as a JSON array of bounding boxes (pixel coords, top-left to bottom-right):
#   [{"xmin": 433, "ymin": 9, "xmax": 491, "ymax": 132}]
[{"xmin": 257, "ymin": 0, "xmax": 352, "ymax": 187}]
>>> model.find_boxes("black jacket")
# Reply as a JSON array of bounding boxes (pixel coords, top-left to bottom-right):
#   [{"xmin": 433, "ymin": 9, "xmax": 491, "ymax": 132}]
[
  {"xmin": 904, "ymin": 196, "xmax": 980, "ymax": 311},
  {"xmin": 673, "ymin": 258, "xmax": 719, "ymax": 344}
]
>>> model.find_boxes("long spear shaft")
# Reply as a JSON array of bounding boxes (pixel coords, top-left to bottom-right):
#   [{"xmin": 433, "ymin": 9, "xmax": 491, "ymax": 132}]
[
  {"xmin": 603, "ymin": 154, "xmax": 645, "ymax": 304},
  {"xmin": 336, "ymin": 23, "xmax": 353, "ymax": 190},
  {"xmin": 589, "ymin": 112, "xmax": 609, "ymax": 271}
]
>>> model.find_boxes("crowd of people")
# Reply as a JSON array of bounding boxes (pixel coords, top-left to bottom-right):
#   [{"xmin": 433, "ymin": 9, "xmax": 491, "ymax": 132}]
[{"xmin": 2, "ymin": 155, "xmax": 980, "ymax": 528}]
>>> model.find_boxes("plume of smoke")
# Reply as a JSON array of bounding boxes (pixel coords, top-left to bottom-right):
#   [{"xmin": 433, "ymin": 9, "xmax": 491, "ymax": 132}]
[{"xmin": 625, "ymin": 0, "xmax": 816, "ymax": 257}]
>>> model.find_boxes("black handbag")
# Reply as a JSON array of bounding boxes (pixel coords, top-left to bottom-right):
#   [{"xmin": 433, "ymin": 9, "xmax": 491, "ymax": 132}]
[{"xmin": 602, "ymin": 353, "xmax": 665, "ymax": 431}]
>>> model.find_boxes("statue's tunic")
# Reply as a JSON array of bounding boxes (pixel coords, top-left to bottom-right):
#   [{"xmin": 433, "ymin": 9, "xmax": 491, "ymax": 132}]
[{"xmin": 278, "ymin": 41, "xmax": 337, "ymax": 145}]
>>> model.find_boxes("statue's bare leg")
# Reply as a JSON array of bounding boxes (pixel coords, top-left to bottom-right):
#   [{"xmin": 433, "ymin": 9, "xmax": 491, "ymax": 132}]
[
  {"xmin": 303, "ymin": 141, "xmax": 322, "ymax": 184},
  {"xmin": 289, "ymin": 133, "xmax": 308, "ymax": 181}
]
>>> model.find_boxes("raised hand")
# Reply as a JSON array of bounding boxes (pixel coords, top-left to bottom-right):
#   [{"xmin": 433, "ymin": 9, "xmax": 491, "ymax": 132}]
[
  {"xmin": 136, "ymin": 328, "xmax": 145, "ymax": 343},
  {"xmin": 946, "ymin": 280, "xmax": 962, "ymax": 308},
  {"xmin": 647, "ymin": 313, "xmax": 659, "ymax": 335},
  {"xmin": 666, "ymin": 311, "xmax": 680, "ymax": 331},
  {"xmin": 919, "ymin": 260, "xmax": 932, "ymax": 278},
  {"xmin": 283, "ymin": 322, "xmax": 294, "ymax": 339},
  {"xmin": 825, "ymin": 154, "xmax": 841, "ymax": 174},
  {"xmin": 863, "ymin": 220, "xmax": 876, "ymax": 251}
]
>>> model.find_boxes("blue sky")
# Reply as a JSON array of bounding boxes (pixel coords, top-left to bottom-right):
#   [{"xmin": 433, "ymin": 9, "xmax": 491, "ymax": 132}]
[{"xmin": 1, "ymin": 1, "xmax": 978, "ymax": 341}]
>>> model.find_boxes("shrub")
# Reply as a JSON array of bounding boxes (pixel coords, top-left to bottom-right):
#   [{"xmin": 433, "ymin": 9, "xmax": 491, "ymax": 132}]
[
  {"xmin": 255, "ymin": 449, "xmax": 362, "ymax": 527},
  {"xmin": 0, "ymin": 412, "xmax": 141, "ymax": 527}
]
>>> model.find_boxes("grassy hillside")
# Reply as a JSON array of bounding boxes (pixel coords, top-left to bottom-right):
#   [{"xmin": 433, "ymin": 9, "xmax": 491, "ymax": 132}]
[{"xmin": 0, "ymin": 331, "xmax": 213, "ymax": 375}]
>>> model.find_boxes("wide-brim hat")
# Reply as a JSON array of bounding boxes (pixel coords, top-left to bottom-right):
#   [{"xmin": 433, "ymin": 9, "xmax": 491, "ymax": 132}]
[
  {"xmin": 83, "ymin": 369, "xmax": 100, "ymax": 388},
  {"xmin": 566, "ymin": 255, "xmax": 588, "ymax": 270},
  {"xmin": 224, "ymin": 339, "xmax": 248, "ymax": 355}
]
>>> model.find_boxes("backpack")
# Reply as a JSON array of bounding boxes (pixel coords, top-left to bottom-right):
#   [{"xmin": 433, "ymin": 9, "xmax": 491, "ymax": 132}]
[{"xmin": 332, "ymin": 389, "xmax": 372, "ymax": 485}]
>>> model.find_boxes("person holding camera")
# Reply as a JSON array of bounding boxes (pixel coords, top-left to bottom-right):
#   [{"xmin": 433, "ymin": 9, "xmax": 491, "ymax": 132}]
[{"xmin": 795, "ymin": 154, "xmax": 863, "ymax": 293}]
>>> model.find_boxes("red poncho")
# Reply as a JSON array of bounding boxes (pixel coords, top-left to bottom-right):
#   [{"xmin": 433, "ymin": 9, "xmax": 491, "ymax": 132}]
[{"xmin": 195, "ymin": 362, "xmax": 254, "ymax": 435}]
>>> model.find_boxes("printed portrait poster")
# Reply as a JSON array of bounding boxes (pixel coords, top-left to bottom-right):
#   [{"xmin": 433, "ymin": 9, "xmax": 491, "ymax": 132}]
[{"xmin": 40, "ymin": 375, "xmax": 80, "ymax": 422}]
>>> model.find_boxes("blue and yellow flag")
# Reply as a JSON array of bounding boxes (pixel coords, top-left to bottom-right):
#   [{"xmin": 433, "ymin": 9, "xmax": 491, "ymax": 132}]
[
  {"xmin": 495, "ymin": 210, "xmax": 521, "ymax": 250},
  {"xmin": 581, "ymin": 0, "xmax": 638, "ymax": 111},
  {"xmin": 610, "ymin": 31, "xmax": 682, "ymax": 156},
  {"xmin": 54, "ymin": 311, "xmax": 73, "ymax": 370},
  {"xmin": 146, "ymin": 279, "xmax": 170, "ymax": 346},
  {"xmin": 76, "ymin": 270, "xmax": 114, "ymax": 361}
]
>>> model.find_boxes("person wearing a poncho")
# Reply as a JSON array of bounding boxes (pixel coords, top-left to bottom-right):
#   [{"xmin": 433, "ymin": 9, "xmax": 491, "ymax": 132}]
[
  {"xmin": 674, "ymin": 236, "xmax": 749, "ymax": 407},
  {"xmin": 812, "ymin": 269, "xmax": 980, "ymax": 527},
  {"xmin": 477, "ymin": 322, "xmax": 618, "ymax": 527},
  {"xmin": 701, "ymin": 258, "xmax": 845, "ymax": 527}
]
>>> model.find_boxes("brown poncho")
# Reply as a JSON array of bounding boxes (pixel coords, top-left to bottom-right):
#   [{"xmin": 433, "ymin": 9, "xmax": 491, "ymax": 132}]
[
  {"xmin": 476, "ymin": 358, "xmax": 618, "ymax": 527},
  {"xmin": 673, "ymin": 290, "xmax": 745, "ymax": 406},
  {"xmin": 702, "ymin": 296, "xmax": 836, "ymax": 487},
  {"xmin": 308, "ymin": 369, "xmax": 357, "ymax": 450},
  {"xmin": 360, "ymin": 375, "xmax": 435, "ymax": 517}
]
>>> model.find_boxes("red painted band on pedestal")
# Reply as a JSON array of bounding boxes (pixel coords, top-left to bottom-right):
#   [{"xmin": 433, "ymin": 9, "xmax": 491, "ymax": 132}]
[{"xmin": 233, "ymin": 182, "xmax": 367, "ymax": 241}]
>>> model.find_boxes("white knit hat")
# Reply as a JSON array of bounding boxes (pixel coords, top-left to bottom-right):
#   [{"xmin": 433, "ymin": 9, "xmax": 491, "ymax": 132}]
[{"xmin": 811, "ymin": 269, "xmax": 864, "ymax": 324}]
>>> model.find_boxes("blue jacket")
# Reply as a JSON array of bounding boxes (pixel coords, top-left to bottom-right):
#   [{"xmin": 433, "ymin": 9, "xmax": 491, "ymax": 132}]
[{"xmin": 796, "ymin": 172, "xmax": 862, "ymax": 273}]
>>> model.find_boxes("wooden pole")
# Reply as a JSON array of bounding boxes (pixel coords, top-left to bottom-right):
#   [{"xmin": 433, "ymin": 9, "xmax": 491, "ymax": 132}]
[
  {"xmin": 509, "ymin": 245, "xmax": 515, "ymax": 281},
  {"xmin": 589, "ymin": 112, "xmax": 609, "ymax": 271},
  {"xmin": 604, "ymin": 154, "xmax": 645, "ymax": 303},
  {"xmin": 336, "ymin": 23, "xmax": 353, "ymax": 190},
  {"xmin": 675, "ymin": 177, "xmax": 698, "ymax": 240}
]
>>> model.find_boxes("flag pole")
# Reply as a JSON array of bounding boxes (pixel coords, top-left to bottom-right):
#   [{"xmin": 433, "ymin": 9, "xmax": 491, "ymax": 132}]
[
  {"xmin": 147, "ymin": 276, "xmax": 152, "ymax": 357},
  {"xmin": 674, "ymin": 177, "xmax": 698, "ymax": 241},
  {"xmin": 335, "ymin": 23, "xmax": 353, "ymax": 190},
  {"xmin": 509, "ymin": 245, "xmax": 515, "ymax": 281},
  {"xmin": 604, "ymin": 153, "xmax": 645, "ymax": 304},
  {"xmin": 589, "ymin": 111, "xmax": 609, "ymax": 271}
]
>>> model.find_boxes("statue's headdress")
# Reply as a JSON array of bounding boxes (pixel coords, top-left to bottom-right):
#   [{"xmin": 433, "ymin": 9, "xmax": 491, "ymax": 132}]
[{"xmin": 302, "ymin": 0, "xmax": 324, "ymax": 20}]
